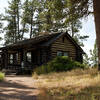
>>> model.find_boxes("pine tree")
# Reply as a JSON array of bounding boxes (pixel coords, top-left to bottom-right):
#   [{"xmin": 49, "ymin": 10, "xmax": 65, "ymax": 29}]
[
  {"xmin": 21, "ymin": 0, "xmax": 30, "ymax": 40},
  {"xmin": 0, "ymin": 14, "xmax": 3, "ymax": 41},
  {"xmin": 65, "ymin": 0, "xmax": 100, "ymax": 69},
  {"xmin": 90, "ymin": 40, "xmax": 98, "ymax": 67},
  {"xmin": 4, "ymin": 0, "xmax": 21, "ymax": 45},
  {"xmin": 38, "ymin": 0, "xmax": 89, "ymax": 47},
  {"xmin": 38, "ymin": 0, "xmax": 65, "ymax": 32},
  {"xmin": 83, "ymin": 53, "xmax": 90, "ymax": 67},
  {"xmin": 21, "ymin": 0, "xmax": 40, "ymax": 38}
]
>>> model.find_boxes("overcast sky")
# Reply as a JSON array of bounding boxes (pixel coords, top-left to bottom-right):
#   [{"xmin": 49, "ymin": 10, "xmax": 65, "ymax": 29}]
[{"xmin": 0, "ymin": 0, "xmax": 96, "ymax": 55}]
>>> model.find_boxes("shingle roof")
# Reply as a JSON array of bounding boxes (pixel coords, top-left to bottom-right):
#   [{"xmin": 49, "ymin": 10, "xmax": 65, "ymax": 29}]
[
  {"xmin": 0, "ymin": 32, "xmax": 60, "ymax": 49},
  {"xmin": 0, "ymin": 32, "xmax": 84, "ymax": 53}
]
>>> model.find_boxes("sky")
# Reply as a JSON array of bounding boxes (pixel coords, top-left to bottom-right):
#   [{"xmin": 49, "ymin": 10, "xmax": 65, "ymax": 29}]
[
  {"xmin": 80, "ymin": 16, "xmax": 96, "ymax": 55},
  {"xmin": 0, "ymin": 0, "xmax": 96, "ymax": 55}
]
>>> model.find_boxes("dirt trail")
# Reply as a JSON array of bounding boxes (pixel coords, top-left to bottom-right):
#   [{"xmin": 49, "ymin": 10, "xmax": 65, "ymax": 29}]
[{"xmin": 0, "ymin": 76, "xmax": 40, "ymax": 100}]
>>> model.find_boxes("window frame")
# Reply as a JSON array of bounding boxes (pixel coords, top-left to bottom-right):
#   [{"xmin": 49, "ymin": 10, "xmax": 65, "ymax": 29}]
[
  {"xmin": 9, "ymin": 54, "xmax": 14, "ymax": 64},
  {"xmin": 57, "ymin": 51, "xmax": 63, "ymax": 56},
  {"xmin": 8, "ymin": 53, "xmax": 19, "ymax": 65},
  {"xmin": 63, "ymin": 52, "xmax": 69, "ymax": 56},
  {"xmin": 57, "ymin": 51, "xmax": 69, "ymax": 57},
  {"xmin": 26, "ymin": 52, "xmax": 32, "ymax": 63}
]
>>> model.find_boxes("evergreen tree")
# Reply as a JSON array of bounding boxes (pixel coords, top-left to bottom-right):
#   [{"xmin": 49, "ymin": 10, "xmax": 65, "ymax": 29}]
[
  {"xmin": 65, "ymin": 0, "xmax": 100, "ymax": 69},
  {"xmin": 83, "ymin": 53, "xmax": 90, "ymax": 67},
  {"xmin": 65, "ymin": 15, "xmax": 89, "ymax": 47},
  {"xmin": 4, "ymin": 0, "xmax": 21, "ymax": 45},
  {"xmin": 37, "ymin": 0, "xmax": 89, "ymax": 47},
  {"xmin": 90, "ymin": 40, "xmax": 98, "ymax": 67},
  {"xmin": 21, "ymin": 0, "xmax": 30, "ymax": 40},
  {"xmin": 63, "ymin": 0, "xmax": 89, "ymax": 47},
  {"xmin": 21, "ymin": 0, "xmax": 40, "ymax": 38},
  {"xmin": 38, "ymin": 0, "xmax": 65, "ymax": 32},
  {"xmin": 28, "ymin": 0, "xmax": 37, "ymax": 38},
  {"xmin": 0, "ymin": 14, "xmax": 3, "ymax": 40},
  {"xmin": 3, "ymin": 0, "xmax": 89, "ymax": 47}
]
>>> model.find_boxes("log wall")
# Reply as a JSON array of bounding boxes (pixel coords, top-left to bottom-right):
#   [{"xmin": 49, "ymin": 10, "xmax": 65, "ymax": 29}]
[{"xmin": 51, "ymin": 36, "xmax": 77, "ymax": 60}]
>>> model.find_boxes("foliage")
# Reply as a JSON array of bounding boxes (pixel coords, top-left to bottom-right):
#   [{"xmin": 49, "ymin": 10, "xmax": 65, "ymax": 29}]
[
  {"xmin": 2, "ymin": 0, "xmax": 89, "ymax": 46},
  {"xmin": 83, "ymin": 40, "xmax": 98, "ymax": 68},
  {"xmin": 73, "ymin": 34, "xmax": 89, "ymax": 47},
  {"xmin": 83, "ymin": 53, "xmax": 90, "ymax": 67},
  {"xmin": 34, "ymin": 56, "xmax": 85, "ymax": 75},
  {"xmin": 38, "ymin": 0, "xmax": 89, "ymax": 47},
  {"xmin": 4, "ymin": 0, "xmax": 21, "ymax": 44},
  {"xmin": 66, "ymin": 0, "xmax": 92, "ymax": 17},
  {"xmin": 90, "ymin": 40, "xmax": 98, "ymax": 67},
  {"xmin": 22, "ymin": 0, "xmax": 40, "ymax": 38},
  {"xmin": 0, "ymin": 14, "xmax": 3, "ymax": 41},
  {"xmin": 0, "ymin": 72, "xmax": 5, "ymax": 81}
]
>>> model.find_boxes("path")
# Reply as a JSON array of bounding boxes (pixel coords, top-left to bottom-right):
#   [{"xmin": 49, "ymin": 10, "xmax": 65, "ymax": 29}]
[{"xmin": 0, "ymin": 76, "xmax": 40, "ymax": 100}]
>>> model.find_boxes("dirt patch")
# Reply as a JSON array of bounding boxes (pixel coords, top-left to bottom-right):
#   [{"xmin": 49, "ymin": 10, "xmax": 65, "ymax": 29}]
[{"xmin": 0, "ymin": 75, "xmax": 40, "ymax": 100}]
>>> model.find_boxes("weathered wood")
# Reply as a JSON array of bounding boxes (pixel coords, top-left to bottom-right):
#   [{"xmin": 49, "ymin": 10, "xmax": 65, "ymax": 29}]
[{"xmin": 51, "ymin": 35, "xmax": 76, "ymax": 60}]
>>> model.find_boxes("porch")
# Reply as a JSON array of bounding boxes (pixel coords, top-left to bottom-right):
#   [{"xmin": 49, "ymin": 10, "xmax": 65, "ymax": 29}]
[{"xmin": 0, "ymin": 46, "xmax": 50, "ymax": 73}]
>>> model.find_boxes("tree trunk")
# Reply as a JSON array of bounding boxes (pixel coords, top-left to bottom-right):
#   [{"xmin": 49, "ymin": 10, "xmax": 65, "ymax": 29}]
[
  {"xmin": 71, "ymin": 21, "xmax": 74, "ymax": 38},
  {"xmin": 17, "ymin": 8, "xmax": 20, "ymax": 40},
  {"xmin": 21, "ymin": 24, "xmax": 25, "ymax": 40},
  {"xmin": 30, "ymin": 12, "xmax": 33, "ymax": 38},
  {"xmin": 93, "ymin": 0, "xmax": 100, "ymax": 70},
  {"xmin": 14, "ymin": 15, "xmax": 17, "ymax": 43}
]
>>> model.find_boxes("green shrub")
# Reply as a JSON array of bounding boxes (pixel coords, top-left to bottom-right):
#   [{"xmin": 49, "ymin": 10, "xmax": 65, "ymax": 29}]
[
  {"xmin": 0, "ymin": 72, "xmax": 5, "ymax": 81},
  {"xmin": 34, "ymin": 56, "xmax": 85, "ymax": 75}
]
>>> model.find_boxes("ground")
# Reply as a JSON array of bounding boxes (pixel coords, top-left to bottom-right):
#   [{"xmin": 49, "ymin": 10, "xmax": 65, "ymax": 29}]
[
  {"xmin": 1, "ymin": 69, "xmax": 100, "ymax": 100},
  {"xmin": 0, "ymin": 75, "xmax": 40, "ymax": 100}
]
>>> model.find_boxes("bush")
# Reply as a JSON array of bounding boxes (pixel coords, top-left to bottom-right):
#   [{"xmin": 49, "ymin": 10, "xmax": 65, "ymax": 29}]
[
  {"xmin": 0, "ymin": 72, "xmax": 5, "ymax": 81},
  {"xmin": 34, "ymin": 56, "xmax": 85, "ymax": 75}
]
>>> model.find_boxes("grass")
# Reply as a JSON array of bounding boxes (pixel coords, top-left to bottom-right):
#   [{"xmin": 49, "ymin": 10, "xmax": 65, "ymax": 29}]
[
  {"xmin": 33, "ymin": 68, "xmax": 100, "ymax": 100},
  {"xmin": 0, "ymin": 72, "xmax": 5, "ymax": 81}
]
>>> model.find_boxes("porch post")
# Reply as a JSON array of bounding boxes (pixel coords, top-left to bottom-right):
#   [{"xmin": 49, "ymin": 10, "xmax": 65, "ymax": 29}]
[
  {"xmin": 23, "ymin": 50, "xmax": 27, "ymax": 64},
  {"xmin": 3, "ymin": 50, "xmax": 8, "ymax": 69}
]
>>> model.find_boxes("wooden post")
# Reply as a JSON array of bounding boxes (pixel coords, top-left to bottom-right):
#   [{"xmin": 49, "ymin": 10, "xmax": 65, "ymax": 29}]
[
  {"xmin": 3, "ymin": 50, "xmax": 8, "ymax": 69},
  {"xmin": 23, "ymin": 50, "xmax": 27, "ymax": 65}
]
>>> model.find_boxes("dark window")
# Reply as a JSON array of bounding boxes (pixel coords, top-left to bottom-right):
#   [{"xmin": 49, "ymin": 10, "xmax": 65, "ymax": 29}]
[
  {"xmin": 57, "ymin": 51, "xmax": 69, "ymax": 57},
  {"xmin": 26, "ymin": 52, "xmax": 31, "ymax": 62},
  {"xmin": 63, "ymin": 52, "xmax": 69, "ymax": 56},
  {"xmin": 57, "ymin": 51, "xmax": 63, "ymax": 56}
]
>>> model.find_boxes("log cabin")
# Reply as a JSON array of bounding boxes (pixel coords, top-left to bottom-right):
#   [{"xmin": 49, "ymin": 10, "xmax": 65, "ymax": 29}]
[{"xmin": 0, "ymin": 32, "xmax": 85, "ymax": 73}]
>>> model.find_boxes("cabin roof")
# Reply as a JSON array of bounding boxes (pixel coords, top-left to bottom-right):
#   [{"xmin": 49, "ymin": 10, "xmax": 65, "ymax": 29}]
[{"xmin": 0, "ymin": 32, "xmax": 85, "ymax": 53}]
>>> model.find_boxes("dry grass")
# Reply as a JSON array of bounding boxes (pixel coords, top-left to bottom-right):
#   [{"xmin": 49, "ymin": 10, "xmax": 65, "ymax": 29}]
[{"xmin": 33, "ymin": 68, "xmax": 100, "ymax": 100}]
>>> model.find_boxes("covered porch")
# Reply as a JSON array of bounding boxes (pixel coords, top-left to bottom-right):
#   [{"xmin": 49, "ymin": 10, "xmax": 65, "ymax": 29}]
[{"xmin": 0, "ymin": 45, "xmax": 50, "ymax": 73}]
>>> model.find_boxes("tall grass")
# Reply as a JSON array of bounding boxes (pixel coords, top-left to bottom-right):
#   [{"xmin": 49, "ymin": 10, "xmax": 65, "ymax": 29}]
[
  {"xmin": 0, "ymin": 72, "xmax": 5, "ymax": 81},
  {"xmin": 33, "ymin": 68, "xmax": 100, "ymax": 100}
]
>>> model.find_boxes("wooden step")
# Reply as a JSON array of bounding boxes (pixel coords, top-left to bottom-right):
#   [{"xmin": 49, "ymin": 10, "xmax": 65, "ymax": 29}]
[{"xmin": 2, "ymin": 69, "xmax": 17, "ymax": 75}]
